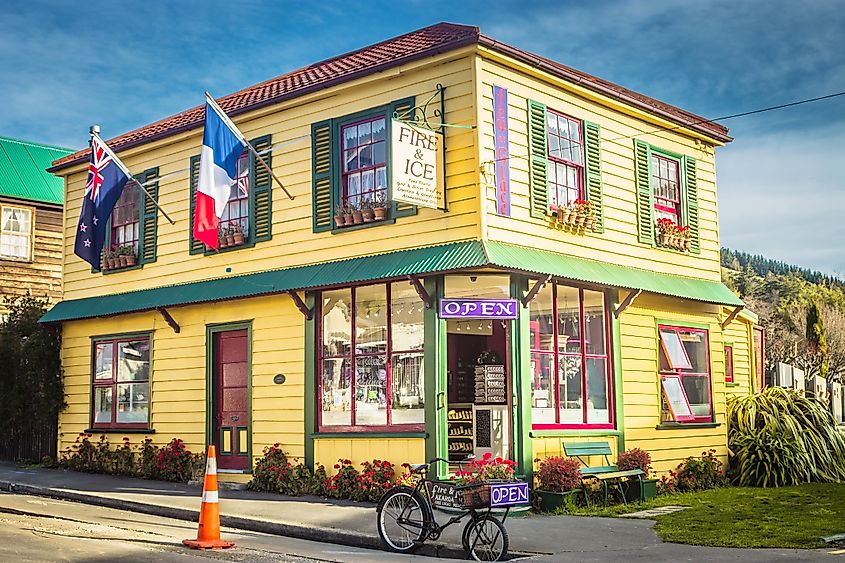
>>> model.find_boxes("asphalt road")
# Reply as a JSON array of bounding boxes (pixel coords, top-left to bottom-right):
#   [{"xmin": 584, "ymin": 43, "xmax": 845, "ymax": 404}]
[{"xmin": 0, "ymin": 492, "xmax": 461, "ymax": 563}]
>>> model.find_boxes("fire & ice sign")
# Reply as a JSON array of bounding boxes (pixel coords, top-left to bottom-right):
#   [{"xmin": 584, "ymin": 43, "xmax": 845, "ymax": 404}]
[
  {"xmin": 439, "ymin": 299, "xmax": 520, "ymax": 320},
  {"xmin": 493, "ymin": 85, "xmax": 511, "ymax": 217},
  {"xmin": 391, "ymin": 119, "xmax": 445, "ymax": 210},
  {"xmin": 489, "ymin": 482, "xmax": 530, "ymax": 507}
]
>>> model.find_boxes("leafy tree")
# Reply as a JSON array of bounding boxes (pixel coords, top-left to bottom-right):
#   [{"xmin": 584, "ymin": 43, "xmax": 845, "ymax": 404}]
[
  {"xmin": 0, "ymin": 297, "xmax": 65, "ymax": 461},
  {"xmin": 806, "ymin": 301, "xmax": 829, "ymax": 379}
]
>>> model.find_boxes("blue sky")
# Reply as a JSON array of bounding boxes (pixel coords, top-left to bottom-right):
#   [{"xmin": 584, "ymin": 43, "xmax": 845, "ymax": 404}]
[{"xmin": 2, "ymin": 0, "xmax": 843, "ymax": 276}]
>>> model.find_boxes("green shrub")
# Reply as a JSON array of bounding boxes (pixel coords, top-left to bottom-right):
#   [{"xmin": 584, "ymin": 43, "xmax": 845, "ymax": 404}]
[
  {"xmin": 660, "ymin": 450, "xmax": 727, "ymax": 493},
  {"xmin": 358, "ymin": 459, "xmax": 395, "ymax": 501},
  {"xmin": 534, "ymin": 456, "xmax": 581, "ymax": 492},
  {"xmin": 248, "ymin": 443, "xmax": 328, "ymax": 496},
  {"xmin": 728, "ymin": 387, "xmax": 845, "ymax": 487}
]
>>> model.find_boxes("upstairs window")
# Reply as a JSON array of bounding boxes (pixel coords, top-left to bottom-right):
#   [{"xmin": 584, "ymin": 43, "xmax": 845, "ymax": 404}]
[
  {"xmin": 725, "ymin": 345, "xmax": 734, "ymax": 384},
  {"xmin": 658, "ymin": 325, "xmax": 712, "ymax": 423},
  {"xmin": 526, "ymin": 99, "xmax": 603, "ymax": 231},
  {"xmin": 310, "ymin": 97, "xmax": 418, "ymax": 233},
  {"xmin": 188, "ymin": 136, "xmax": 273, "ymax": 254},
  {"xmin": 546, "ymin": 111, "xmax": 584, "ymax": 209},
  {"xmin": 111, "ymin": 181, "xmax": 140, "ymax": 256},
  {"xmin": 651, "ymin": 154, "xmax": 681, "ymax": 224},
  {"xmin": 0, "ymin": 205, "xmax": 32, "ymax": 261},
  {"xmin": 342, "ymin": 116, "xmax": 387, "ymax": 210}
]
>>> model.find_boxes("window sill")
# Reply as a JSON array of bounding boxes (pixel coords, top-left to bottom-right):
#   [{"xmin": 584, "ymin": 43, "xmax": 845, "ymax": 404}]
[
  {"xmin": 725, "ymin": 382, "xmax": 740, "ymax": 387},
  {"xmin": 529, "ymin": 428, "xmax": 620, "ymax": 438},
  {"xmin": 84, "ymin": 428, "xmax": 155, "ymax": 434},
  {"xmin": 0, "ymin": 255, "xmax": 33, "ymax": 263},
  {"xmin": 655, "ymin": 422, "xmax": 720, "ymax": 430},
  {"xmin": 102, "ymin": 263, "xmax": 142, "ymax": 275},
  {"xmin": 312, "ymin": 431, "xmax": 427, "ymax": 439},
  {"xmin": 204, "ymin": 239, "xmax": 255, "ymax": 255},
  {"xmin": 331, "ymin": 216, "xmax": 396, "ymax": 234}
]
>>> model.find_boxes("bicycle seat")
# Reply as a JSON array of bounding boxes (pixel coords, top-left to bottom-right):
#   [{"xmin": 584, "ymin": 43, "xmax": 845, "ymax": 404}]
[{"xmin": 408, "ymin": 463, "xmax": 429, "ymax": 473}]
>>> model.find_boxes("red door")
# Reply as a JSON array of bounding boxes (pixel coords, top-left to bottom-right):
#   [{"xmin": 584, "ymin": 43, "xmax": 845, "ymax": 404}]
[{"xmin": 213, "ymin": 330, "xmax": 249, "ymax": 470}]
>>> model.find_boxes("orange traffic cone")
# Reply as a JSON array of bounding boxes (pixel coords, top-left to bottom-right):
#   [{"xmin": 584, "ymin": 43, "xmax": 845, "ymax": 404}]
[{"xmin": 183, "ymin": 445, "xmax": 234, "ymax": 549}]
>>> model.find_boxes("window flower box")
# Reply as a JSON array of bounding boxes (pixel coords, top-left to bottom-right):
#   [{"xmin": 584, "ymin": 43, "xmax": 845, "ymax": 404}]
[
  {"xmin": 101, "ymin": 246, "xmax": 137, "ymax": 271},
  {"xmin": 550, "ymin": 200, "xmax": 597, "ymax": 233},
  {"xmin": 333, "ymin": 198, "xmax": 390, "ymax": 229},
  {"xmin": 655, "ymin": 219, "xmax": 691, "ymax": 251}
]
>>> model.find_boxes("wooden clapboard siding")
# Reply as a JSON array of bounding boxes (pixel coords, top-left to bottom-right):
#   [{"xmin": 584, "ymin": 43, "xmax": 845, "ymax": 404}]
[
  {"xmin": 617, "ymin": 292, "xmax": 729, "ymax": 473},
  {"xmin": 476, "ymin": 56, "xmax": 723, "ymax": 281},
  {"xmin": 313, "ymin": 437, "xmax": 426, "ymax": 473},
  {"xmin": 58, "ymin": 294, "xmax": 307, "ymax": 465},
  {"xmin": 0, "ymin": 199, "xmax": 62, "ymax": 312},
  {"xmin": 59, "ymin": 50, "xmax": 479, "ymax": 301}
]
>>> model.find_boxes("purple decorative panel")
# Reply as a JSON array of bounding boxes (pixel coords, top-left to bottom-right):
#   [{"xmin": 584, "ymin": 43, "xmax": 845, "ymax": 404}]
[
  {"xmin": 493, "ymin": 85, "xmax": 511, "ymax": 216},
  {"xmin": 439, "ymin": 299, "xmax": 519, "ymax": 320}
]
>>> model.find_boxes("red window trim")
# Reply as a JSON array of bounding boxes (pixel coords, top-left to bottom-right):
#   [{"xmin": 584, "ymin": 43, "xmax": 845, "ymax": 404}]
[
  {"xmin": 340, "ymin": 115, "xmax": 387, "ymax": 207},
  {"xmin": 546, "ymin": 109, "xmax": 585, "ymax": 208},
  {"xmin": 651, "ymin": 154, "xmax": 681, "ymax": 223},
  {"xmin": 110, "ymin": 183, "xmax": 140, "ymax": 254},
  {"xmin": 530, "ymin": 284, "xmax": 614, "ymax": 430},
  {"xmin": 725, "ymin": 345, "xmax": 734, "ymax": 383},
  {"xmin": 317, "ymin": 283, "xmax": 425, "ymax": 433},
  {"xmin": 657, "ymin": 325, "xmax": 713, "ymax": 423},
  {"xmin": 90, "ymin": 335, "xmax": 151, "ymax": 430}
]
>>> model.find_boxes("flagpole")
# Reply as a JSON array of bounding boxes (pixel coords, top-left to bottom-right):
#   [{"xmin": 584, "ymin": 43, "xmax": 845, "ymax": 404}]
[
  {"xmin": 91, "ymin": 130, "xmax": 176, "ymax": 225},
  {"xmin": 204, "ymin": 92, "xmax": 295, "ymax": 201}
]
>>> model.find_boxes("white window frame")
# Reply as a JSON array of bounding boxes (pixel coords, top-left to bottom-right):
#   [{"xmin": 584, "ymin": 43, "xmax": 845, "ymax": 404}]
[{"xmin": 0, "ymin": 204, "xmax": 34, "ymax": 261}]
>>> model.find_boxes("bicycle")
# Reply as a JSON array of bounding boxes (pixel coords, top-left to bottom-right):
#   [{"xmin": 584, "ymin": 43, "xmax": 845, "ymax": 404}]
[{"xmin": 376, "ymin": 457, "xmax": 528, "ymax": 561}]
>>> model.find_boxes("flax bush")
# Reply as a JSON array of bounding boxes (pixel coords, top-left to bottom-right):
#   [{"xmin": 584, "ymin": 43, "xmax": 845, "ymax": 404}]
[{"xmin": 727, "ymin": 387, "xmax": 845, "ymax": 487}]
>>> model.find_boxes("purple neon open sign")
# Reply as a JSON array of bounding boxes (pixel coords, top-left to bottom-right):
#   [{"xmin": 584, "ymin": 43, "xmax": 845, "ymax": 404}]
[{"xmin": 438, "ymin": 298, "xmax": 519, "ymax": 320}]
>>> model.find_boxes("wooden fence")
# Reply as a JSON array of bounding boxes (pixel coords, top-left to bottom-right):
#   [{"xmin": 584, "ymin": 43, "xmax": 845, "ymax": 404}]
[{"xmin": 0, "ymin": 422, "xmax": 57, "ymax": 463}]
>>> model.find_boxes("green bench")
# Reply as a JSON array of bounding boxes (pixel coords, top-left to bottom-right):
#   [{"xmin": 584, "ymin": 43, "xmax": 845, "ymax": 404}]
[{"xmin": 563, "ymin": 441, "xmax": 644, "ymax": 505}]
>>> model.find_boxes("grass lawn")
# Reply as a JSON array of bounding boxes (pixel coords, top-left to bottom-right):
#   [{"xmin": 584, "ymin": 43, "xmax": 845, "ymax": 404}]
[{"xmin": 567, "ymin": 483, "xmax": 845, "ymax": 549}]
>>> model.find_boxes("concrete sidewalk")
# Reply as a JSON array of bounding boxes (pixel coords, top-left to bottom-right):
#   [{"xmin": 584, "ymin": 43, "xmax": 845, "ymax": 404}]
[{"xmin": 0, "ymin": 462, "xmax": 833, "ymax": 561}]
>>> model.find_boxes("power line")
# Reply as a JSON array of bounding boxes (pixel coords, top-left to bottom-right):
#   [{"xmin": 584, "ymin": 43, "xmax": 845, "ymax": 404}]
[
  {"xmin": 478, "ymin": 89, "xmax": 845, "ymax": 168},
  {"xmin": 606, "ymin": 89, "xmax": 845, "ymax": 142}
]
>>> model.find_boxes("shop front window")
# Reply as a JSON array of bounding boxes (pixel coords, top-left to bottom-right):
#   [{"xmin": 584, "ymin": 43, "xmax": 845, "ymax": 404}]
[
  {"xmin": 318, "ymin": 282, "xmax": 424, "ymax": 431},
  {"xmin": 658, "ymin": 325, "xmax": 713, "ymax": 423},
  {"xmin": 91, "ymin": 335, "xmax": 151, "ymax": 429},
  {"xmin": 530, "ymin": 282, "xmax": 612, "ymax": 428}
]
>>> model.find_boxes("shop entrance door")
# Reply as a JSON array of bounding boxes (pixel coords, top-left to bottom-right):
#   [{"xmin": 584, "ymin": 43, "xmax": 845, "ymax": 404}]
[
  {"xmin": 212, "ymin": 329, "xmax": 249, "ymax": 471},
  {"xmin": 445, "ymin": 319, "xmax": 511, "ymax": 463}
]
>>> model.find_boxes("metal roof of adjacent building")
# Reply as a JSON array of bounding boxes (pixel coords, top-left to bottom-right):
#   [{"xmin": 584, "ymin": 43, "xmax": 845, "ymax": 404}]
[
  {"xmin": 0, "ymin": 136, "xmax": 72, "ymax": 205},
  {"xmin": 40, "ymin": 240, "xmax": 743, "ymax": 323},
  {"xmin": 49, "ymin": 23, "xmax": 731, "ymax": 173}
]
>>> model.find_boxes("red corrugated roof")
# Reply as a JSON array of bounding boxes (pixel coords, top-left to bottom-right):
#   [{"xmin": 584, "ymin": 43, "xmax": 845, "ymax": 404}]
[{"xmin": 50, "ymin": 22, "xmax": 729, "ymax": 172}]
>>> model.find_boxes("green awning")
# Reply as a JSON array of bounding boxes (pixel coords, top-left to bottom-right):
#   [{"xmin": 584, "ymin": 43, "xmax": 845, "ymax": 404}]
[{"xmin": 40, "ymin": 240, "xmax": 742, "ymax": 323}]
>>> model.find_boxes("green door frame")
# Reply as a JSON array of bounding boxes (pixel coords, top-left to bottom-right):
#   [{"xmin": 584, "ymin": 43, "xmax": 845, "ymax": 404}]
[{"xmin": 205, "ymin": 320, "xmax": 254, "ymax": 472}]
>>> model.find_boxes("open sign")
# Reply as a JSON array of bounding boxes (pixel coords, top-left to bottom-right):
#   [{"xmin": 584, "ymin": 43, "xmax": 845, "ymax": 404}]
[
  {"xmin": 489, "ymin": 482, "xmax": 530, "ymax": 507},
  {"xmin": 439, "ymin": 299, "xmax": 519, "ymax": 320}
]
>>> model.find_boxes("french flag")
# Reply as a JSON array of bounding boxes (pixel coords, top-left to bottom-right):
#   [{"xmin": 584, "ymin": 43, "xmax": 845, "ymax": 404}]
[{"xmin": 193, "ymin": 98, "xmax": 247, "ymax": 250}]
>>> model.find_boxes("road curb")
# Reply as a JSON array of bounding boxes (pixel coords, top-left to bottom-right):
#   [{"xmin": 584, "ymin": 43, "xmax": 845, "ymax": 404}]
[{"xmin": 0, "ymin": 480, "xmax": 505, "ymax": 560}]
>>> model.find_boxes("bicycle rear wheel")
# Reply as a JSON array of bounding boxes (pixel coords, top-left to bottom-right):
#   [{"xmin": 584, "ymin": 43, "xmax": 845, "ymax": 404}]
[
  {"xmin": 376, "ymin": 486, "xmax": 428, "ymax": 553},
  {"xmin": 465, "ymin": 516, "xmax": 509, "ymax": 561}
]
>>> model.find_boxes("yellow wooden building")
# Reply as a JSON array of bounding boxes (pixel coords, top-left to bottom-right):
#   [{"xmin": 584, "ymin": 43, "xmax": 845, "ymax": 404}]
[{"xmin": 44, "ymin": 23, "xmax": 760, "ymax": 480}]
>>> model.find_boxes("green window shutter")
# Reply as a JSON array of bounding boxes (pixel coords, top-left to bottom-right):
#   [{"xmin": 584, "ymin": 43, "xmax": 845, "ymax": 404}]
[
  {"xmin": 138, "ymin": 167, "xmax": 159, "ymax": 264},
  {"xmin": 583, "ymin": 121, "xmax": 603, "ymax": 233},
  {"xmin": 311, "ymin": 120, "xmax": 334, "ymax": 233},
  {"xmin": 188, "ymin": 155, "xmax": 204, "ymax": 254},
  {"xmin": 527, "ymin": 99, "xmax": 549, "ymax": 219},
  {"xmin": 634, "ymin": 140, "xmax": 654, "ymax": 245},
  {"xmin": 389, "ymin": 96, "xmax": 418, "ymax": 218},
  {"xmin": 682, "ymin": 155, "xmax": 700, "ymax": 254},
  {"xmin": 249, "ymin": 134, "xmax": 273, "ymax": 243}
]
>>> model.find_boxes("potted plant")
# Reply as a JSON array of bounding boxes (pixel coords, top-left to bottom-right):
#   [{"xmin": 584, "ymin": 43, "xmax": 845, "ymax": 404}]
[
  {"xmin": 361, "ymin": 198, "xmax": 374, "ymax": 223},
  {"xmin": 656, "ymin": 218, "xmax": 675, "ymax": 247},
  {"xmin": 225, "ymin": 226, "xmax": 235, "ymax": 246},
  {"xmin": 679, "ymin": 225, "xmax": 691, "ymax": 250},
  {"xmin": 617, "ymin": 448, "xmax": 657, "ymax": 502},
  {"xmin": 373, "ymin": 194, "xmax": 388, "ymax": 221},
  {"xmin": 334, "ymin": 205, "xmax": 346, "ymax": 227},
  {"xmin": 116, "ymin": 246, "xmax": 128, "ymax": 268},
  {"xmin": 124, "ymin": 246, "xmax": 137, "ymax": 267},
  {"xmin": 342, "ymin": 203, "xmax": 354, "ymax": 225},
  {"xmin": 232, "ymin": 223, "xmax": 245, "ymax": 245},
  {"xmin": 100, "ymin": 250, "xmax": 111, "ymax": 270},
  {"xmin": 350, "ymin": 201, "xmax": 363, "ymax": 225},
  {"xmin": 573, "ymin": 199, "xmax": 589, "ymax": 227},
  {"xmin": 534, "ymin": 456, "xmax": 582, "ymax": 512}
]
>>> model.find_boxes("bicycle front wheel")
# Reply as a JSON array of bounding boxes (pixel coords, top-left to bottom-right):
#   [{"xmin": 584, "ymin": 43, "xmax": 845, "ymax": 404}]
[
  {"xmin": 376, "ymin": 486, "xmax": 428, "ymax": 553},
  {"xmin": 466, "ymin": 516, "xmax": 509, "ymax": 561}
]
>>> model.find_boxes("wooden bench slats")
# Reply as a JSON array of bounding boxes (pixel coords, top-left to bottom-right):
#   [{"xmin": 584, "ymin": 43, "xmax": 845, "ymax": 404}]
[
  {"xmin": 563, "ymin": 442, "xmax": 613, "ymax": 456},
  {"xmin": 580, "ymin": 466, "xmax": 617, "ymax": 475}
]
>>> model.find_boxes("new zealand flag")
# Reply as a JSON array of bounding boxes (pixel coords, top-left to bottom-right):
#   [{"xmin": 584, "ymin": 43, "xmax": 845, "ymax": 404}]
[{"xmin": 73, "ymin": 137, "xmax": 131, "ymax": 269}]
